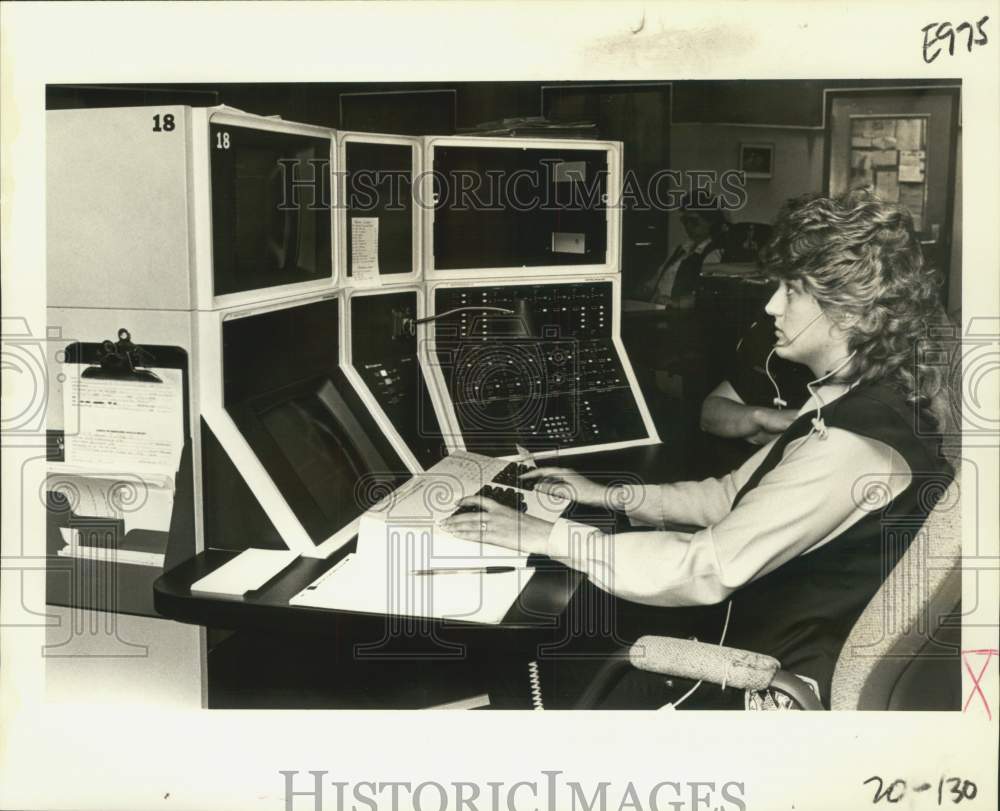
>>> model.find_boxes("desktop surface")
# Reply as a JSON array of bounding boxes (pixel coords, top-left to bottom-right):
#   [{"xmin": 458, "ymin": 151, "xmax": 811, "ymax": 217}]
[{"xmin": 154, "ymin": 548, "xmax": 583, "ymax": 638}]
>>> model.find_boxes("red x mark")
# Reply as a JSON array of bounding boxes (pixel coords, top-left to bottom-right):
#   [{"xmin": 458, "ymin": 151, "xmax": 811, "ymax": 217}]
[{"xmin": 962, "ymin": 648, "xmax": 998, "ymax": 720}]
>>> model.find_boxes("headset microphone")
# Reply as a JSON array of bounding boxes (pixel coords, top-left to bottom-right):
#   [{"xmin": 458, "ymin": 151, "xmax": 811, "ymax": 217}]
[
  {"xmin": 775, "ymin": 309, "xmax": 825, "ymax": 348},
  {"xmin": 766, "ymin": 310, "xmax": 825, "ymax": 409}
]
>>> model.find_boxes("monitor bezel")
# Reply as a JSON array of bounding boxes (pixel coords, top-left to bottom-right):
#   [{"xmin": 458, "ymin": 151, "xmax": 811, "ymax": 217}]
[
  {"xmin": 341, "ymin": 285, "xmax": 433, "ymax": 473},
  {"xmin": 197, "ymin": 291, "xmax": 394, "ymax": 558},
  {"xmin": 337, "ymin": 131, "xmax": 424, "ymax": 289},
  {"xmin": 422, "ymin": 136, "xmax": 623, "ymax": 281},
  {"xmin": 422, "ymin": 275, "xmax": 659, "ymax": 459},
  {"xmin": 191, "ymin": 108, "xmax": 339, "ymax": 312}
]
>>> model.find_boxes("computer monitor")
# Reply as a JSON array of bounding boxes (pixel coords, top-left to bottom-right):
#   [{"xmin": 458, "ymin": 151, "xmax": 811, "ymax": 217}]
[
  {"xmin": 429, "ymin": 279, "xmax": 657, "ymax": 457},
  {"xmin": 210, "ymin": 123, "xmax": 333, "ymax": 297},
  {"xmin": 342, "ymin": 138, "xmax": 418, "ymax": 281},
  {"xmin": 220, "ymin": 297, "xmax": 410, "ymax": 545},
  {"xmin": 426, "ymin": 139, "xmax": 618, "ymax": 277}
]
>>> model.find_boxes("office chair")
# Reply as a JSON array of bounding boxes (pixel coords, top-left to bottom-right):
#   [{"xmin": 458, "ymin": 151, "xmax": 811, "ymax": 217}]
[
  {"xmin": 720, "ymin": 222, "xmax": 774, "ymax": 263},
  {"xmin": 574, "ymin": 470, "xmax": 962, "ymax": 710}
]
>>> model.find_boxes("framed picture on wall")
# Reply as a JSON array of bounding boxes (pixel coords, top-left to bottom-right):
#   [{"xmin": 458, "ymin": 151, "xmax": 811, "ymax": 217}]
[{"xmin": 739, "ymin": 142, "xmax": 774, "ymax": 178}]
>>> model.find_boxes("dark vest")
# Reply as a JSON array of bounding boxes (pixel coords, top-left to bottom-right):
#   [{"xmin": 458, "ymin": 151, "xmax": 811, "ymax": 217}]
[
  {"xmin": 721, "ymin": 383, "xmax": 951, "ymax": 706},
  {"xmin": 647, "ymin": 243, "xmax": 716, "ymax": 301}
]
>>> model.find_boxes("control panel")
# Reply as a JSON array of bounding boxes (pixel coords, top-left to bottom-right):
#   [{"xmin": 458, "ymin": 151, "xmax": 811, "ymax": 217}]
[
  {"xmin": 349, "ymin": 291, "xmax": 448, "ymax": 470},
  {"xmin": 432, "ymin": 281, "xmax": 651, "ymax": 456}
]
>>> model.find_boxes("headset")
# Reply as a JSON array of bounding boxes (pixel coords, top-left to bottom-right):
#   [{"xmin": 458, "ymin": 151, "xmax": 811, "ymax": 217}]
[
  {"xmin": 764, "ymin": 309, "xmax": 856, "ymax": 439},
  {"xmin": 765, "ymin": 309, "xmax": 826, "ymax": 409}
]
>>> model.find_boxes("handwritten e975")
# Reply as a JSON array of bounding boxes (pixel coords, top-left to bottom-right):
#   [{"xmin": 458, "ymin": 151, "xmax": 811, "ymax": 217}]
[{"xmin": 922, "ymin": 17, "xmax": 989, "ymax": 62}]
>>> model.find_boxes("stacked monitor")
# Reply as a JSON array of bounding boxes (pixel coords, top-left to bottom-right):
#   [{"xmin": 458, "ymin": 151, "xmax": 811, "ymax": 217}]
[
  {"xmin": 426, "ymin": 139, "xmax": 617, "ymax": 274},
  {"xmin": 200, "ymin": 295, "xmax": 412, "ymax": 556},
  {"xmin": 209, "ymin": 121, "xmax": 333, "ymax": 297},
  {"xmin": 346, "ymin": 290, "xmax": 447, "ymax": 471},
  {"xmin": 427, "ymin": 280, "xmax": 652, "ymax": 458}
]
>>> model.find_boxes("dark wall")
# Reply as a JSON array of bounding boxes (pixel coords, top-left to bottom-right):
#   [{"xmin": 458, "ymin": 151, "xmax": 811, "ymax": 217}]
[
  {"xmin": 46, "ymin": 81, "xmax": 546, "ymax": 132},
  {"xmin": 47, "ymin": 79, "xmax": 960, "ymax": 131}
]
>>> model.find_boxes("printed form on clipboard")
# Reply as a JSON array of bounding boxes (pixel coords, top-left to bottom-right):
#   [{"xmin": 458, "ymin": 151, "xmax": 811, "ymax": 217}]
[
  {"xmin": 289, "ymin": 450, "xmax": 573, "ymax": 624},
  {"xmin": 49, "ymin": 362, "xmax": 186, "ymax": 566}
]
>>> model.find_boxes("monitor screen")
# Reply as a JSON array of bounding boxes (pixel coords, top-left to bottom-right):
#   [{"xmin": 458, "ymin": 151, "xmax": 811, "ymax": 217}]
[
  {"xmin": 211, "ymin": 123, "xmax": 332, "ymax": 296},
  {"xmin": 431, "ymin": 144, "xmax": 609, "ymax": 271},
  {"xmin": 222, "ymin": 297, "xmax": 410, "ymax": 543}
]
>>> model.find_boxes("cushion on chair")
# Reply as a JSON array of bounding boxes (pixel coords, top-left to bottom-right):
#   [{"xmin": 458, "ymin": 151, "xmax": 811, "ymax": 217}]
[
  {"xmin": 830, "ymin": 472, "xmax": 962, "ymax": 710},
  {"xmin": 629, "ymin": 635, "xmax": 780, "ymax": 691}
]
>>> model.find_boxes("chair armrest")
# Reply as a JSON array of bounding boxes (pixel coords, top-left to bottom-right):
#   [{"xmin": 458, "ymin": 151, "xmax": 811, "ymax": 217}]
[
  {"xmin": 629, "ymin": 635, "xmax": 779, "ymax": 691},
  {"xmin": 769, "ymin": 670, "xmax": 825, "ymax": 710},
  {"xmin": 572, "ymin": 635, "xmax": 826, "ymax": 710}
]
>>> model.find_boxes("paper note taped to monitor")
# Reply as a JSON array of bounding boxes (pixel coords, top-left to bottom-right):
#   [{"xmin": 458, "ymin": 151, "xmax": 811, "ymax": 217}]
[{"xmin": 351, "ymin": 217, "xmax": 380, "ymax": 283}]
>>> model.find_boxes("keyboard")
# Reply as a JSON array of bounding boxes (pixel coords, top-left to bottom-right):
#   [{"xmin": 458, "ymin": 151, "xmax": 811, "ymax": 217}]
[
  {"xmin": 367, "ymin": 450, "xmax": 568, "ymax": 526},
  {"xmin": 490, "ymin": 462, "xmax": 539, "ymax": 491},
  {"xmin": 451, "ymin": 484, "xmax": 528, "ymax": 516},
  {"xmin": 353, "ymin": 450, "xmax": 571, "ymax": 574}
]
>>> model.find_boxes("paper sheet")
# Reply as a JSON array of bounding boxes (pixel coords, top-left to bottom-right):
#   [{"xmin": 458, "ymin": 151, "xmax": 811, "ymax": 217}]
[
  {"xmin": 290, "ymin": 553, "xmax": 535, "ymax": 624},
  {"xmin": 46, "ymin": 467, "xmax": 174, "ymax": 532},
  {"xmin": 871, "ymin": 149, "xmax": 898, "ymax": 168},
  {"xmin": 190, "ymin": 548, "xmax": 299, "ymax": 596},
  {"xmin": 898, "ymin": 150, "xmax": 926, "ymax": 182},
  {"xmin": 357, "ymin": 514, "xmax": 530, "ymax": 570},
  {"xmin": 62, "ymin": 365, "xmax": 184, "ymax": 479},
  {"xmin": 895, "ymin": 119, "xmax": 924, "ymax": 151},
  {"xmin": 551, "ymin": 232, "xmax": 586, "ymax": 254},
  {"xmin": 874, "ymin": 169, "xmax": 899, "ymax": 202},
  {"xmin": 350, "ymin": 217, "xmax": 380, "ymax": 283},
  {"xmin": 57, "ymin": 528, "xmax": 165, "ymax": 568}
]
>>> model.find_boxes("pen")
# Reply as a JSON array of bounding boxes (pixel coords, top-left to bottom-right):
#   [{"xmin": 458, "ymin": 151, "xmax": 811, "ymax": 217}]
[{"xmin": 412, "ymin": 566, "xmax": 518, "ymax": 576}]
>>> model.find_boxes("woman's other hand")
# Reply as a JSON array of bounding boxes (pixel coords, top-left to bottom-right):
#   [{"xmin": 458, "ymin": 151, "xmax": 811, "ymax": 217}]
[
  {"xmin": 747, "ymin": 407, "xmax": 798, "ymax": 445},
  {"xmin": 519, "ymin": 467, "xmax": 607, "ymax": 506}
]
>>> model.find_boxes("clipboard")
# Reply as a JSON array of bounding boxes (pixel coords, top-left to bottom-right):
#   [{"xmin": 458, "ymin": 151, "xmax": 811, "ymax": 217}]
[
  {"xmin": 62, "ymin": 332, "xmax": 191, "ymax": 441},
  {"xmin": 48, "ymin": 332, "xmax": 194, "ymax": 616}
]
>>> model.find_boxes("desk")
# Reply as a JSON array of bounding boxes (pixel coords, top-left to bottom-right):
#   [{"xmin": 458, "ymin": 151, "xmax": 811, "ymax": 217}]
[
  {"xmin": 155, "ymin": 551, "xmax": 583, "ymax": 641},
  {"xmin": 153, "ymin": 445, "xmax": 687, "ymax": 708}
]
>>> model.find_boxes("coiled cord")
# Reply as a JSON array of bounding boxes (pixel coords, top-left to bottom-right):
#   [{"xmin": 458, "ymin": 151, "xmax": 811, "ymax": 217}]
[{"xmin": 528, "ymin": 660, "xmax": 544, "ymax": 710}]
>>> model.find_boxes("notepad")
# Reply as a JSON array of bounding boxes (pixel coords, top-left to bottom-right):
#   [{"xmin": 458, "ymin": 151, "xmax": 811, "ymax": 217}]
[
  {"xmin": 289, "ymin": 553, "xmax": 535, "ymax": 624},
  {"xmin": 190, "ymin": 548, "xmax": 299, "ymax": 597}
]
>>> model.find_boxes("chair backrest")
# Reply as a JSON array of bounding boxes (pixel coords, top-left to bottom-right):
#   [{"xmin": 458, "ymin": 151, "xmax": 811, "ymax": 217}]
[
  {"xmin": 830, "ymin": 469, "xmax": 962, "ymax": 710},
  {"xmin": 720, "ymin": 222, "xmax": 773, "ymax": 262}
]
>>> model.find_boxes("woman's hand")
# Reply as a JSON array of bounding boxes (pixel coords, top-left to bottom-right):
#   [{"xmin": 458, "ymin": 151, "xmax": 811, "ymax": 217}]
[
  {"xmin": 747, "ymin": 407, "xmax": 797, "ymax": 445},
  {"xmin": 438, "ymin": 497, "xmax": 553, "ymax": 555},
  {"xmin": 519, "ymin": 467, "xmax": 607, "ymax": 506}
]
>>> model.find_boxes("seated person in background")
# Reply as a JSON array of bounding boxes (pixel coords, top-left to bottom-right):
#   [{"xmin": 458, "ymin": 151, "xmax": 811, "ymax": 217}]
[
  {"xmin": 444, "ymin": 188, "xmax": 954, "ymax": 709},
  {"xmin": 636, "ymin": 203, "xmax": 727, "ymax": 308},
  {"xmin": 700, "ymin": 317, "xmax": 815, "ymax": 447}
]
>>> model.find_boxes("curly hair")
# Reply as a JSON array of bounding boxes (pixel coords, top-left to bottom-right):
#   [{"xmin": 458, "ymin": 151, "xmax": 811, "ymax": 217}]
[{"xmin": 759, "ymin": 187, "xmax": 952, "ymax": 430}]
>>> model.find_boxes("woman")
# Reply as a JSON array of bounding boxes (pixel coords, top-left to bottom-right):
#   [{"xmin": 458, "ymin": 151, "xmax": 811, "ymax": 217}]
[
  {"xmin": 442, "ymin": 188, "xmax": 954, "ymax": 709},
  {"xmin": 637, "ymin": 202, "xmax": 727, "ymax": 308}
]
